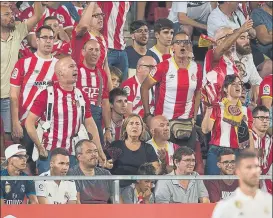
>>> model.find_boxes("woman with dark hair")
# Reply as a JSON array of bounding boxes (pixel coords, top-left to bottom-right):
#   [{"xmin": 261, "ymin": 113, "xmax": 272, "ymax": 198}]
[
  {"xmin": 106, "ymin": 114, "xmax": 159, "ymax": 188},
  {"xmin": 202, "ymin": 74, "xmax": 254, "ymax": 175}
]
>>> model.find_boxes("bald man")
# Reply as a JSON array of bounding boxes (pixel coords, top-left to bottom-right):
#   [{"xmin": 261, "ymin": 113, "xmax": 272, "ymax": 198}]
[
  {"xmin": 76, "ymin": 39, "xmax": 112, "ymax": 145},
  {"xmin": 121, "ymin": 56, "xmax": 157, "ymax": 117},
  {"xmin": 1, "ymin": 2, "xmax": 43, "ymax": 142},
  {"xmin": 25, "ymin": 56, "xmax": 107, "ymax": 174}
]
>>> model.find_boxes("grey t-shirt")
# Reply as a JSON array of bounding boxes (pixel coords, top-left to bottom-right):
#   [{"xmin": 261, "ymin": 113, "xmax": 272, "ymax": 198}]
[
  {"xmin": 155, "ymin": 171, "xmax": 208, "ymax": 203},
  {"xmin": 68, "ymin": 165, "xmax": 113, "ymax": 204}
]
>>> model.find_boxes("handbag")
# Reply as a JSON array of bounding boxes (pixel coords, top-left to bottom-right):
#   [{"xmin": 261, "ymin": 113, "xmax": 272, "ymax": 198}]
[{"xmin": 169, "ymin": 119, "xmax": 194, "ymax": 140}]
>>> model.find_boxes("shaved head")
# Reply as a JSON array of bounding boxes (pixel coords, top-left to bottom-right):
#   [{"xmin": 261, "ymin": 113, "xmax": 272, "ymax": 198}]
[
  {"xmin": 150, "ymin": 115, "xmax": 170, "ymax": 140},
  {"xmin": 83, "ymin": 39, "xmax": 100, "ymax": 50},
  {"xmin": 214, "ymin": 27, "xmax": 233, "ymax": 41},
  {"xmin": 82, "ymin": 39, "xmax": 100, "ymax": 67},
  {"xmin": 150, "ymin": 115, "xmax": 169, "ymax": 129},
  {"xmin": 137, "ymin": 56, "xmax": 157, "ymax": 67},
  {"xmin": 55, "ymin": 56, "xmax": 75, "ymax": 75}
]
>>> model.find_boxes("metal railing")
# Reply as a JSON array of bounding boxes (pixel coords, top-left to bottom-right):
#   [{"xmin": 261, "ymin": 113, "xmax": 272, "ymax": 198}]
[{"xmin": 2, "ymin": 175, "xmax": 271, "ymax": 204}]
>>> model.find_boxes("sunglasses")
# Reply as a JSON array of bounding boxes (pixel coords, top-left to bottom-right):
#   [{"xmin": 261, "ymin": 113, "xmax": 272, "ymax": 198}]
[
  {"xmin": 92, "ymin": 13, "xmax": 105, "ymax": 18},
  {"xmin": 12, "ymin": 154, "xmax": 29, "ymax": 160},
  {"xmin": 172, "ymin": 40, "xmax": 191, "ymax": 45}
]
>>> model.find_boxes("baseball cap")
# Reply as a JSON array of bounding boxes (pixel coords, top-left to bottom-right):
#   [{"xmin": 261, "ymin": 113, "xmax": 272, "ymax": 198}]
[{"xmin": 5, "ymin": 144, "xmax": 26, "ymax": 160}]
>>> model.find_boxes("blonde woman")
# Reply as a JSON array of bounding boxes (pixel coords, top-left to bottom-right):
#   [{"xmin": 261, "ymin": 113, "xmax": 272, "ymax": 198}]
[{"xmin": 106, "ymin": 114, "xmax": 159, "ymax": 188}]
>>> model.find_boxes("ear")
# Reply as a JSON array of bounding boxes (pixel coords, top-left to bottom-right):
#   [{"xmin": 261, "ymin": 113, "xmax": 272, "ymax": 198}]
[
  {"xmin": 50, "ymin": 160, "xmax": 53, "ymax": 168},
  {"xmin": 110, "ymin": 103, "xmax": 113, "ymax": 109},
  {"xmin": 81, "ymin": 49, "xmax": 86, "ymax": 58},
  {"xmin": 150, "ymin": 128, "xmax": 155, "ymax": 136},
  {"xmin": 155, "ymin": 32, "xmax": 159, "ymax": 39},
  {"xmin": 131, "ymin": 33, "xmax": 135, "ymax": 40},
  {"xmin": 217, "ymin": 162, "xmax": 221, "ymax": 169}
]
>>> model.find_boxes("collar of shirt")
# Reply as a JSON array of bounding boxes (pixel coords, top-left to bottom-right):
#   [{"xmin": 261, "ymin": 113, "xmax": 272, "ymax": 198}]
[
  {"xmin": 169, "ymin": 170, "xmax": 197, "ymax": 188},
  {"xmin": 1, "ymin": 31, "xmax": 14, "ymax": 42},
  {"xmin": 235, "ymin": 187, "xmax": 264, "ymax": 201}
]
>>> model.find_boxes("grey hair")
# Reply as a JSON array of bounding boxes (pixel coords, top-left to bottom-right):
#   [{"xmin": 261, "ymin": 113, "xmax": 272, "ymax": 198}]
[{"xmin": 75, "ymin": 139, "xmax": 95, "ymax": 157}]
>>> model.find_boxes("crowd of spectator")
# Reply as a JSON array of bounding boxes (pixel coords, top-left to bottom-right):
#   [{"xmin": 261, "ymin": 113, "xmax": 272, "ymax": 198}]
[{"xmin": 0, "ymin": 1, "xmax": 272, "ymax": 205}]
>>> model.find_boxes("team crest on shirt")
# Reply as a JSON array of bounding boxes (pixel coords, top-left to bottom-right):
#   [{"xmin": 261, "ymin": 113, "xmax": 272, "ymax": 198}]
[
  {"xmin": 228, "ymin": 105, "xmax": 241, "ymax": 116},
  {"xmin": 20, "ymin": 184, "xmax": 25, "ymax": 193},
  {"xmin": 5, "ymin": 182, "xmax": 11, "ymax": 194},
  {"xmin": 64, "ymin": 192, "xmax": 69, "ymax": 200},
  {"xmin": 39, "ymin": 184, "xmax": 44, "ymax": 191},
  {"xmin": 263, "ymin": 85, "xmax": 270, "ymax": 95},
  {"xmin": 11, "ymin": 68, "xmax": 19, "ymax": 79},
  {"xmin": 57, "ymin": 14, "xmax": 65, "ymax": 24},
  {"xmin": 123, "ymin": 86, "xmax": 130, "ymax": 96},
  {"xmin": 191, "ymin": 73, "xmax": 197, "ymax": 81}
]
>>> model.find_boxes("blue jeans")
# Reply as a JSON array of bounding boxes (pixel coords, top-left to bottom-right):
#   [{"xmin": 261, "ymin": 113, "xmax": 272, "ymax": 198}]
[
  {"xmin": 0, "ymin": 98, "xmax": 11, "ymax": 133},
  {"xmin": 107, "ymin": 49, "xmax": 129, "ymax": 81},
  {"xmin": 90, "ymin": 104, "xmax": 104, "ymax": 146},
  {"xmin": 37, "ymin": 151, "xmax": 78, "ymax": 175},
  {"xmin": 205, "ymin": 145, "xmax": 240, "ymax": 175}
]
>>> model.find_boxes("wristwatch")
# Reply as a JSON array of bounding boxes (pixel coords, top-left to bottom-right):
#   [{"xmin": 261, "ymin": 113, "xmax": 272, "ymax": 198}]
[{"xmin": 105, "ymin": 127, "xmax": 113, "ymax": 132}]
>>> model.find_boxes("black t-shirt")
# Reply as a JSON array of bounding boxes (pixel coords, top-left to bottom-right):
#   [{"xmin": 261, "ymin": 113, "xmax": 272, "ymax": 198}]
[
  {"xmin": 0, "ymin": 169, "xmax": 36, "ymax": 204},
  {"xmin": 125, "ymin": 46, "xmax": 160, "ymax": 69},
  {"xmin": 106, "ymin": 140, "xmax": 158, "ymax": 187}
]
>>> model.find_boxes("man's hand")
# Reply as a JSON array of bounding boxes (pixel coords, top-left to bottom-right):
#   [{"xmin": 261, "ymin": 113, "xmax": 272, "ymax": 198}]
[
  {"xmin": 158, "ymin": 148, "xmax": 167, "ymax": 163},
  {"xmin": 37, "ymin": 145, "xmax": 48, "ymax": 159},
  {"xmin": 104, "ymin": 130, "xmax": 112, "ymax": 144},
  {"xmin": 105, "ymin": 159, "xmax": 113, "ymax": 169},
  {"xmin": 142, "ymin": 189, "xmax": 152, "ymax": 202},
  {"xmin": 240, "ymin": 16, "xmax": 254, "ymax": 33},
  {"xmin": 12, "ymin": 122, "xmax": 23, "ymax": 139}
]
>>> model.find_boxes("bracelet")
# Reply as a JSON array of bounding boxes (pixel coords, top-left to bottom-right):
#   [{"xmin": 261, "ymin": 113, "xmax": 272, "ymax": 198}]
[{"xmin": 105, "ymin": 127, "xmax": 112, "ymax": 132}]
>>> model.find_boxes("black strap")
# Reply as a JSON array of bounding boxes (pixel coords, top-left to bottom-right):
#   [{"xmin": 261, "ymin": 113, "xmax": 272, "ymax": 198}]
[
  {"xmin": 97, "ymin": 68, "xmax": 103, "ymax": 106},
  {"xmin": 47, "ymin": 103, "xmax": 53, "ymax": 121}
]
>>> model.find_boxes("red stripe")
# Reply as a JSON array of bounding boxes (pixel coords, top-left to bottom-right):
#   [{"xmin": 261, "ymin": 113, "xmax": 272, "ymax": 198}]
[
  {"xmin": 61, "ymin": 92, "xmax": 69, "ymax": 148},
  {"xmin": 173, "ymin": 69, "xmax": 189, "ymax": 118},
  {"xmin": 230, "ymin": 126, "xmax": 238, "ymax": 148},
  {"xmin": 70, "ymin": 91, "xmax": 78, "ymax": 154},
  {"xmin": 51, "ymin": 88, "xmax": 59, "ymax": 150},
  {"xmin": 22, "ymin": 59, "xmax": 52, "ymax": 113},
  {"xmin": 101, "ymin": 2, "xmax": 112, "ymax": 48},
  {"xmin": 114, "ymin": 2, "xmax": 125, "ymax": 50}
]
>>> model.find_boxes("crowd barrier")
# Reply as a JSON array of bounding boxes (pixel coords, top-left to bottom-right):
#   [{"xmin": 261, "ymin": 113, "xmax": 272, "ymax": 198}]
[{"xmin": 1, "ymin": 204, "xmax": 217, "ymax": 218}]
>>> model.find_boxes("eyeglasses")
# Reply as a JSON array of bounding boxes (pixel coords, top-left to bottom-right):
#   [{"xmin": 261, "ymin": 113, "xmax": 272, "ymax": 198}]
[
  {"xmin": 220, "ymin": 160, "xmax": 235, "ymax": 166},
  {"xmin": 12, "ymin": 154, "xmax": 29, "ymax": 160},
  {"xmin": 92, "ymin": 13, "xmax": 105, "ymax": 18},
  {"xmin": 172, "ymin": 40, "xmax": 192, "ymax": 45},
  {"xmin": 181, "ymin": 159, "xmax": 196, "ymax": 164},
  {"xmin": 254, "ymin": 116, "xmax": 270, "ymax": 121},
  {"xmin": 134, "ymin": 29, "xmax": 149, "ymax": 34},
  {"xmin": 38, "ymin": 36, "xmax": 54, "ymax": 41}
]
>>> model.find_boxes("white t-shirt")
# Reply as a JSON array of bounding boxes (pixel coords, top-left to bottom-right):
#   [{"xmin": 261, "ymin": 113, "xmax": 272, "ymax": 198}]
[
  {"xmin": 234, "ymin": 53, "xmax": 262, "ymax": 85},
  {"xmin": 168, "ymin": 2, "xmax": 212, "ymax": 24},
  {"xmin": 35, "ymin": 170, "xmax": 77, "ymax": 204},
  {"xmin": 207, "ymin": 7, "xmax": 246, "ymax": 37},
  {"xmin": 212, "ymin": 188, "xmax": 272, "ymax": 218}
]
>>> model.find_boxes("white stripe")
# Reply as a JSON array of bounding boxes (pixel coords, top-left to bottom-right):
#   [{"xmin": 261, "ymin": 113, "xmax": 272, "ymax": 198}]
[
  {"xmin": 119, "ymin": 2, "xmax": 130, "ymax": 50},
  {"xmin": 80, "ymin": 68, "xmax": 87, "ymax": 87},
  {"xmin": 65, "ymin": 93, "xmax": 73, "ymax": 151},
  {"xmin": 56, "ymin": 89, "xmax": 64, "ymax": 148},
  {"xmin": 150, "ymin": 46, "xmax": 163, "ymax": 62},
  {"xmin": 91, "ymin": 72, "xmax": 96, "ymax": 87},
  {"xmin": 162, "ymin": 59, "xmax": 176, "ymax": 119},
  {"xmin": 107, "ymin": 3, "xmax": 119, "ymax": 49},
  {"xmin": 219, "ymin": 104, "xmax": 232, "ymax": 147}
]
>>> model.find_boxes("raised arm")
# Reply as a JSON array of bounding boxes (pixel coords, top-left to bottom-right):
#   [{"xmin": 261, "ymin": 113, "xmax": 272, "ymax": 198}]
[{"xmin": 25, "ymin": 2, "xmax": 44, "ymax": 32}]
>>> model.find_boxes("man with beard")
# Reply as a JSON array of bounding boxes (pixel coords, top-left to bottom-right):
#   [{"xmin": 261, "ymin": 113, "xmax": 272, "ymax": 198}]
[
  {"xmin": 205, "ymin": 148, "xmax": 239, "ymax": 203},
  {"xmin": 234, "ymin": 31, "xmax": 262, "ymax": 104},
  {"xmin": 252, "ymin": 106, "xmax": 272, "ymax": 194},
  {"xmin": 68, "ymin": 140, "xmax": 114, "ymax": 204},
  {"xmin": 125, "ymin": 20, "xmax": 159, "ymax": 78},
  {"xmin": 1, "ymin": 2, "xmax": 43, "ymax": 142},
  {"xmin": 1, "ymin": 144, "xmax": 38, "ymax": 204},
  {"xmin": 149, "ymin": 18, "xmax": 174, "ymax": 63},
  {"xmin": 35, "ymin": 148, "xmax": 77, "ymax": 204},
  {"xmin": 212, "ymin": 149, "xmax": 272, "ymax": 218}
]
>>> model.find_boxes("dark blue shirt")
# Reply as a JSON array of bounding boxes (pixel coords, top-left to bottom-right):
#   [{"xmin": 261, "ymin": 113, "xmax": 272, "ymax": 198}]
[{"xmin": 0, "ymin": 169, "xmax": 36, "ymax": 204}]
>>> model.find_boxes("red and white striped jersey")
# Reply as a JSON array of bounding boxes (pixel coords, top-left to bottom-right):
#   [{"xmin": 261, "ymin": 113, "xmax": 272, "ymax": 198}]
[
  {"xmin": 19, "ymin": 40, "xmax": 33, "ymax": 58},
  {"xmin": 121, "ymin": 76, "xmax": 155, "ymax": 117},
  {"xmin": 10, "ymin": 53, "xmax": 58, "ymax": 123},
  {"xmin": 209, "ymin": 103, "xmax": 253, "ymax": 149},
  {"xmin": 150, "ymin": 57, "xmax": 202, "ymax": 120},
  {"xmin": 76, "ymin": 64, "xmax": 109, "ymax": 106},
  {"xmin": 20, "ymin": 7, "xmax": 53, "ymax": 34},
  {"xmin": 30, "ymin": 83, "xmax": 92, "ymax": 154},
  {"xmin": 110, "ymin": 119, "xmax": 123, "ymax": 141},
  {"xmin": 75, "ymin": 6, "xmax": 83, "ymax": 17},
  {"xmin": 203, "ymin": 49, "xmax": 239, "ymax": 86},
  {"xmin": 71, "ymin": 27, "xmax": 107, "ymax": 67},
  {"xmin": 146, "ymin": 138, "xmax": 179, "ymax": 165},
  {"xmin": 149, "ymin": 46, "xmax": 173, "ymax": 63},
  {"xmin": 52, "ymin": 40, "xmax": 72, "ymax": 57},
  {"xmin": 252, "ymin": 131, "xmax": 272, "ymax": 175},
  {"xmin": 98, "ymin": 2, "xmax": 130, "ymax": 50}
]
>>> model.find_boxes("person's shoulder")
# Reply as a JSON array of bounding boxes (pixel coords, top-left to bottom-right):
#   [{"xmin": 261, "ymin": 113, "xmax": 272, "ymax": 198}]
[
  {"xmin": 39, "ymin": 171, "xmax": 50, "ymax": 177},
  {"xmin": 212, "ymin": 196, "xmax": 235, "ymax": 218},
  {"xmin": 95, "ymin": 167, "xmax": 111, "ymax": 175},
  {"xmin": 111, "ymin": 140, "xmax": 124, "ymax": 147},
  {"xmin": 251, "ymin": 8, "xmax": 264, "ymax": 15},
  {"xmin": 125, "ymin": 46, "xmax": 134, "ymax": 52},
  {"xmin": 209, "ymin": 6, "xmax": 221, "ymax": 17},
  {"xmin": 0, "ymin": 169, "xmax": 9, "ymax": 176},
  {"xmin": 68, "ymin": 165, "xmax": 81, "ymax": 175},
  {"xmin": 122, "ymin": 76, "xmax": 136, "ymax": 87}
]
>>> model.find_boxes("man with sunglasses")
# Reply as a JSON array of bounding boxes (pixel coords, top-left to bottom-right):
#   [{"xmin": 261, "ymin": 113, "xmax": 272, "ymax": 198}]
[
  {"xmin": 205, "ymin": 148, "xmax": 239, "ymax": 203},
  {"xmin": 125, "ymin": 20, "xmax": 159, "ymax": 78},
  {"xmin": 121, "ymin": 56, "xmax": 156, "ymax": 118},
  {"xmin": 1, "ymin": 144, "xmax": 38, "ymax": 204},
  {"xmin": 150, "ymin": 18, "xmax": 174, "ymax": 63},
  {"xmin": 10, "ymin": 25, "xmax": 58, "ymax": 175},
  {"xmin": 141, "ymin": 31, "xmax": 202, "ymax": 149},
  {"xmin": 252, "ymin": 106, "xmax": 272, "ymax": 194}
]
